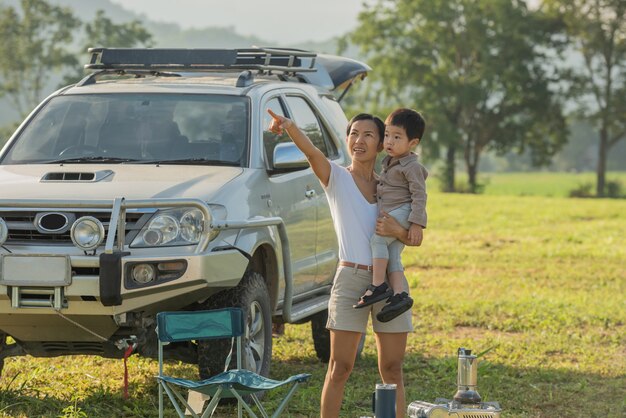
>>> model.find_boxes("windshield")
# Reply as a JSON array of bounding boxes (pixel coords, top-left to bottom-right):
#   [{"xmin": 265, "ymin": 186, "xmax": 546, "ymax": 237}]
[{"xmin": 1, "ymin": 93, "xmax": 249, "ymax": 166}]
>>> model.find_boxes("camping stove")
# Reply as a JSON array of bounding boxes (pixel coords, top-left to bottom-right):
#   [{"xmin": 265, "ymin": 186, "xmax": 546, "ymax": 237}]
[{"xmin": 407, "ymin": 348, "xmax": 502, "ymax": 418}]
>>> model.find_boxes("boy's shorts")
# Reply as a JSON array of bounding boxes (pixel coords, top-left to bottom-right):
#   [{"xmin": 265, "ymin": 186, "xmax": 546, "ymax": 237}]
[
  {"xmin": 326, "ymin": 265, "xmax": 413, "ymax": 333},
  {"xmin": 370, "ymin": 203, "xmax": 412, "ymax": 272}
]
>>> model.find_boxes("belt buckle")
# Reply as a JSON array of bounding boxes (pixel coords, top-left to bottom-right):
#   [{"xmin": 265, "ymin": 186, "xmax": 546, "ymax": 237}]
[{"xmin": 356, "ymin": 263, "xmax": 372, "ymax": 272}]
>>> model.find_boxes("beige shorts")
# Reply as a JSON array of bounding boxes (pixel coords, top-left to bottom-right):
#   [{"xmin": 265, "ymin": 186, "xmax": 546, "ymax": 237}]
[{"xmin": 326, "ymin": 265, "xmax": 413, "ymax": 333}]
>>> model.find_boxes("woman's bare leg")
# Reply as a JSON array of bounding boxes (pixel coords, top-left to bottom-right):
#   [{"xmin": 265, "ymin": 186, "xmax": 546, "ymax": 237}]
[
  {"xmin": 375, "ymin": 332, "xmax": 408, "ymax": 418},
  {"xmin": 321, "ymin": 329, "xmax": 363, "ymax": 418}
]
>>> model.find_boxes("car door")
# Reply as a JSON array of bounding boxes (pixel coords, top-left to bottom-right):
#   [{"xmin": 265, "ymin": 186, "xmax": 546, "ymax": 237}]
[
  {"xmin": 282, "ymin": 95, "xmax": 339, "ymax": 288},
  {"xmin": 262, "ymin": 96, "xmax": 319, "ymax": 294}
]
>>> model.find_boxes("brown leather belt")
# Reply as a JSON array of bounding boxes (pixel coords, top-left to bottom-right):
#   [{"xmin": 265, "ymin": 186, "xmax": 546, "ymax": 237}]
[{"xmin": 339, "ymin": 261, "xmax": 373, "ymax": 272}]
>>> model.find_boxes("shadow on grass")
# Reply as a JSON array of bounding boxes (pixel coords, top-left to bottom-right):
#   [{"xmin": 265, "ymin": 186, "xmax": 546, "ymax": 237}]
[
  {"xmin": 364, "ymin": 351, "xmax": 624, "ymax": 418},
  {"xmin": 1, "ymin": 353, "xmax": 624, "ymax": 417}
]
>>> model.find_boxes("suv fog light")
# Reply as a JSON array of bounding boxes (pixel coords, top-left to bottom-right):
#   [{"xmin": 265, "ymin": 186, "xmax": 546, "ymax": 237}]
[
  {"xmin": 132, "ymin": 264, "xmax": 156, "ymax": 284},
  {"xmin": 70, "ymin": 216, "xmax": 105, "ymax": 251},
  {"xmin": 0, "ymin": 217, "xmax": 8, "ymax": 245}
]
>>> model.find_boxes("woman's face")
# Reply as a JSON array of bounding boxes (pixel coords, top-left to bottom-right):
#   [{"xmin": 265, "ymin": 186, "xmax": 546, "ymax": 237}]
[{"xmin": 347, "ymin": 119, "xmax": 383, "ymax": 163}]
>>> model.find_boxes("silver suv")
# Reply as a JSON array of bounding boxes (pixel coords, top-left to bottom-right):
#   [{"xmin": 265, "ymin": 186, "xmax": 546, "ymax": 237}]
[{"xmin": 0, "ymin": 48, "xmax": 368, "ymax": 378}]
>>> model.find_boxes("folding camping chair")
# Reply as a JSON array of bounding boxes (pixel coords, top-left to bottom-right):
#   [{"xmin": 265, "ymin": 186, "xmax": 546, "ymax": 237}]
[{"xmin": 156, "ymin": 308, "xmax": 311, "ymax": 418}]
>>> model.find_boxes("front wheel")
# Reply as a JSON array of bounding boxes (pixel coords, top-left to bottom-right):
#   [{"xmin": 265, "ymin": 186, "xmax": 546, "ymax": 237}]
[{"xmin": 197, "ymin": 271, "xmax": 272, "ymax": 379}]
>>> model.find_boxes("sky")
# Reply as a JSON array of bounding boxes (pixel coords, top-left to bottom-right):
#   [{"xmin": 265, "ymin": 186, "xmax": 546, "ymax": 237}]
[{"xmin": 110, "ymin": 0, "xmax": 370, "ymax": 43}]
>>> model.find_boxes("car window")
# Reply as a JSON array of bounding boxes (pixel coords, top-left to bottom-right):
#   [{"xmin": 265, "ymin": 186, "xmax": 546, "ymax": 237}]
[
  {"xmin": 285, "ymin": 96, "xmax": 330, "ymax": 157},
  {"xmin": 1, "ymin": 94, "xmax": 249, "ymax": 166},
  {"xmin": 262, "ymin": 97, "xmax": 291, "ymax": 169},
  {"xmin": 320, "ymin": 96, "xmax": 348, "ymax": 154}
]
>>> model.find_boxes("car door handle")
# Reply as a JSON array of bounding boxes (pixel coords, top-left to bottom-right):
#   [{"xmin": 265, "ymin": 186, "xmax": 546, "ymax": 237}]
[{"xmin": 305, "ymin": 189, "xmax": 316, "ymax": 198}]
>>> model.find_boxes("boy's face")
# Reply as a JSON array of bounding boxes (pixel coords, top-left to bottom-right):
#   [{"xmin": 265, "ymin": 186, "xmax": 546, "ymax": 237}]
[{"xmin": 384, "ymin": 125, "xmax": 419, "ymax": 158}]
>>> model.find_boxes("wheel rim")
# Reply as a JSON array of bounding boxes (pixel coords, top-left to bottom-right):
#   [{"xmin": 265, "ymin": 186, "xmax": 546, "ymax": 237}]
[{"xmin": 244, "ymin": 300, "xmax": 265, "ymax": 373}]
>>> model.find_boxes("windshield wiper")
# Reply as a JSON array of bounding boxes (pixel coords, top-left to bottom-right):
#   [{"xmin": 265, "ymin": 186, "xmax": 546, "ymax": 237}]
[
  {"xmin": 44, "ymin": 156, "xmax": 140, "ymax": 164},
  {"xmin": 136, "ymin": 158, "xmax": 239, "ymax": 166}
]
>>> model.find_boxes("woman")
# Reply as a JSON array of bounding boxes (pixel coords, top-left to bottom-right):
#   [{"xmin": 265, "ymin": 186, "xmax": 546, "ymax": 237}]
[{"xmin": 268, "ymin": 110, "xmax": 417, "ymax": 417}]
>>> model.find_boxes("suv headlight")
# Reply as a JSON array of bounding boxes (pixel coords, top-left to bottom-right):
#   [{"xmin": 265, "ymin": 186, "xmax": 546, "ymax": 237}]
[{"xmin": 131, "ymin": 207, "xmax": 212, "ymax": 247}]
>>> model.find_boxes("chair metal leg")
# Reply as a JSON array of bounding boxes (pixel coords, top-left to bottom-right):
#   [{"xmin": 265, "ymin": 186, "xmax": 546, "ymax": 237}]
[
  {"xmin": 271, "ymin": 382, "xmax": 302, "ymax": 418},
  {"xmin": 173, "ymin": 386, "xmax": 201, "ymax": 418},
  {"xmin": 201, "ymin": 388, "xmax": 223, "ymax": 418},
  {"xmin": 230, "ymin": 390, "xmax": 261, "ymax": 418},
  {"xmin": 161, "ymin": 382, "xmax": 197, "ymax": 418},
  {"xmin": 249, "ymin": 394, "xmax": 269, "ymax": 418},
  {"xmin": 159, "ymin": 380, "xmax": 164, "ymax": 418}
]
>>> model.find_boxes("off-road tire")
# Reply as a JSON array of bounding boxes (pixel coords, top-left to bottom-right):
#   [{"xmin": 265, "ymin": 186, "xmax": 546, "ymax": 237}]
[
  {"xmin": 197, "ymin": 271, "xmax": 272, "ymax": 379},
  {"xmin": 310, "ymin": 310, "xmax": 331, "ymax": 362},
  {"xmin": 310, "ymin": 309, "xmax": 365, "ymax": 363}
]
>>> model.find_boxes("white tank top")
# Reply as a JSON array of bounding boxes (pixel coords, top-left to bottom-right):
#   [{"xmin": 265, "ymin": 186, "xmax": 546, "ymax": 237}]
[{"xmin": 324, "ymin": 161, "xmax": 378, "ymax": 265}]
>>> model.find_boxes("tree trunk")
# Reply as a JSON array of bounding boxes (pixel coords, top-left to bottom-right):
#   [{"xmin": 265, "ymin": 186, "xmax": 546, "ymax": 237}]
[
  {"xmin": 464, "ymin": 137, "xmax": 481, "ymax": 194},
  {"xmin": 444, "ymin": 145, "xmax": 456, "ymax": 192},
  {"xmin": 468, "ymin": 162, "xmax": 478, "ymax": 193},
  {"xmin": 596, "ymin": 128, "xmax": 608, "ymax": 197}
]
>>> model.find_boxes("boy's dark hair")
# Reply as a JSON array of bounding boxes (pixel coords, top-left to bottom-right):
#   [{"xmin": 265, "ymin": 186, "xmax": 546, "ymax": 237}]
[
  {"xmin": 347, "ymin": 113, "xmax": 385, "ymax": 144},
  {"xmin": 385, "ymin": 108, "xmax": 426, "ymax": 140}
]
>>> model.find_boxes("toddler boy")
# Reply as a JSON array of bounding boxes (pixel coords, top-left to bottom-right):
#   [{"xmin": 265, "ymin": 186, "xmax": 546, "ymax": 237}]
[{"xmin": 353, "ymin": 108, "xmax": 427, "ymax": 323}]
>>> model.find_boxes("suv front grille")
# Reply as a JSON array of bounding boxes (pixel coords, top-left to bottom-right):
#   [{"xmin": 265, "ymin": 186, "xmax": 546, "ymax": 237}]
[{"xmin": 2, "ymin": 210, "xmax": 148, "ymax": 245}]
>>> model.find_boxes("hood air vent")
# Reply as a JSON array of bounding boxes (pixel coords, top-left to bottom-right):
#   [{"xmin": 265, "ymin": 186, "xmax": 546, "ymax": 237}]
[{"xmin": 41, "ymin": 170, "xmax": 113, "ymax": 183}]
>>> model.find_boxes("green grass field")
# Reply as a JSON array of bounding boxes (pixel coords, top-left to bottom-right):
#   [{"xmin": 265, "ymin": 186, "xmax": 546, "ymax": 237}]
[
  {"xmin": 478, "ymin": 171, "xmax": 626, "ymax": 197},
  {"xmin": 0, "ymin": 175, "xmax": 624, "ymax": 417}
]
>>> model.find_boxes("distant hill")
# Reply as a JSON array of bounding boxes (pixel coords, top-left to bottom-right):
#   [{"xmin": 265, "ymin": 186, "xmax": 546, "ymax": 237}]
[{"xmin": 3, "ymin": 0, "xmax": 339, "ymax": 52}]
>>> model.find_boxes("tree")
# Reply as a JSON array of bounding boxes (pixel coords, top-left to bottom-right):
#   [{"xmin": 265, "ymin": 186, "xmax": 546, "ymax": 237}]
[
  {"xmin": 544, "ymin": 0, "xmax": 626, "ymax": 197},
  {"xmin": 345, "ymin": 0, "xmax": 568, "ymax": 192},
  {"xmin": 0, "ymin": 0, "xmax": 80, "ymax": 118},
  {"xmin": 63, "ymin": 10, "xmax": 154, "ymax": 85},
  {"xmin": 85, "ymin": 10, "xmax": 153, "ymax": 49}
]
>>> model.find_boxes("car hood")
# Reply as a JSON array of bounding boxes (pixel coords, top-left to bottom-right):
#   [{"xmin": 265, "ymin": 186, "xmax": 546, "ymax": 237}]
[{"xmin": 0, "ymin": 164, "xmax": 243, "ymax": 200}]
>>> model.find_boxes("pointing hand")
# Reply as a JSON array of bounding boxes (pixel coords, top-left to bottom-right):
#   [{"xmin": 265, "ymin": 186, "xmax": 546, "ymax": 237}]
[{"xmin": 267, "ymin": 109, "xmax": 293, "ymax": 135}]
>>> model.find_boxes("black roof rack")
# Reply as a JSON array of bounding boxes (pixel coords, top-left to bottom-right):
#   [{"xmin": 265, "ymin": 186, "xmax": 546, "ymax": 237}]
[
  {"xmin": 78, "ymin": 47, "xmax": 370, "ymax": 100},
  {"xmin": 85, "ymin": 47, "xmax": 317, "ymax": 74}
]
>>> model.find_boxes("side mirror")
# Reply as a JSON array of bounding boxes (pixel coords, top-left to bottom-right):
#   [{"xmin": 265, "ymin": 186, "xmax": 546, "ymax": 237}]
[{"xmin": 272, "ymin": 142, "xmax": 309, "ymax": 170}]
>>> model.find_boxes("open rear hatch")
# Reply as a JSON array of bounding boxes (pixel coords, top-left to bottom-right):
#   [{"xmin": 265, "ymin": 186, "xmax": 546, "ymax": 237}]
[{"xmin": 299, "ymin": 54, "xmax": 370, "ymax": 102}]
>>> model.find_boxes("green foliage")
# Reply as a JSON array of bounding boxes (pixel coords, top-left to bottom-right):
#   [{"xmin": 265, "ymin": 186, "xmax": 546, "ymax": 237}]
[
  {"xmin": 543, "ymin": 0, "xmax": 626, "ymax": 196},
  {"xmin": 570, "ymin": 179, "xmax": 625, "ymax": 198},
  {"xmin": 568, "ymin": 181, "xmax": 594, "ymax": 198},
  {"xmin": 1, "ymin": 189, "xmax": 625, "ymax": 417},
  {"xmin": 62, "ymin": 9, "xmax": 154, "ymax": 86},
  {"xmin": 344, "ymin": 0, "xmax": 568, "ymax": 193},
  {"xmin": 0, "ymin": 122, "xmax": 18, "ymax": 147},
  {"xmin": 58, "ymin": 402, "xmax": 87, "ymax": 418},
  {"xmin": 0, "ymin": 0, "xmax": 80, "ymax": 118},
  {"xmin": 0, "ymin": 0, "xmax": 154, "ymax": 136},
  {"xmin": 605, "ymin": 179, "xmax": 624, "ymax": 197},
  {"xmin": 85, "ymin": 10, "xmax": 153, "ymax": 49}
]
